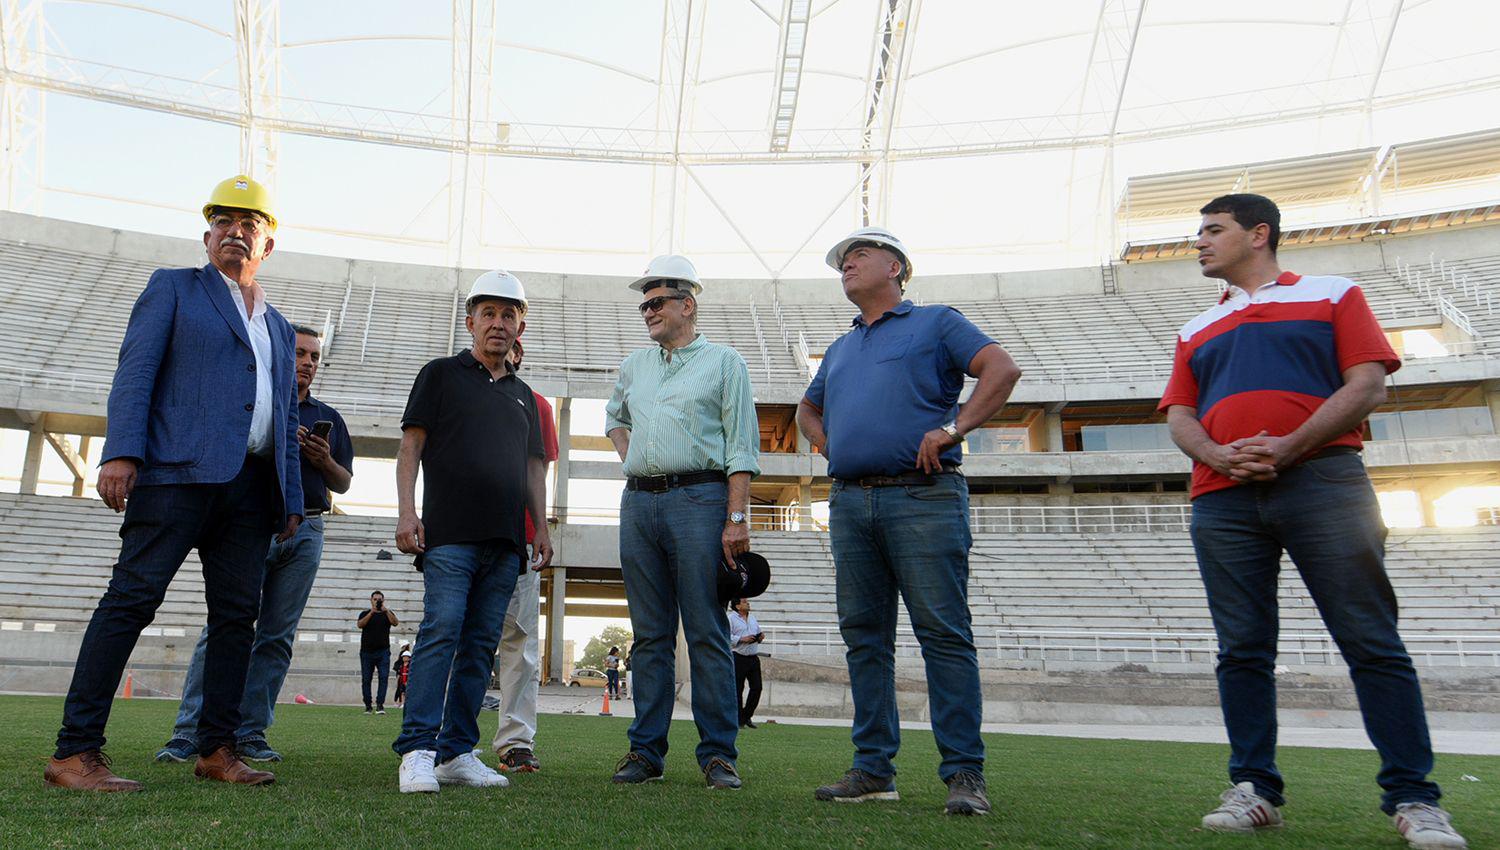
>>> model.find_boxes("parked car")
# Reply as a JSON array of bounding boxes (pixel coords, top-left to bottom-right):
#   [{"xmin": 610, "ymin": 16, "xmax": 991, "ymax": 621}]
[{"xmin": 569, "ymin": 667, "xmax": 607, "ymax": 687}]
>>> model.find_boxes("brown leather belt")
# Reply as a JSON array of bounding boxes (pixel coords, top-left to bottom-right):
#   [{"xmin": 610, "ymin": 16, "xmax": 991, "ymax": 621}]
[
  {"xmin": 845, "ymin": 464, "xmax": 962, "ymax": 489},
  {"xmin": 626, "ymin": 470, "xmax": 727, "ymax": 493}
]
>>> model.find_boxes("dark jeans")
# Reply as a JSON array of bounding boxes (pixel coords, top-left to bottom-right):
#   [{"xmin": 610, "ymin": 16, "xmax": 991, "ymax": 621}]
[
  {"xmin": 829, "ymin": 473, "xmax": 983, "ymax": 782},
  {"xmin": 605, "ymin": 668, "xmax": 620, "ymax": 698},
  {"xmin": 55, "ymin": 455, "xmax": 277, "ymax": 758},
  {"xmin": 734, "ymin": 653, "xmax": 762, "ymax": 726},
  {"xmin": 1190, "ymin": 453, "xmax": 1440, "ymax": 814},
  {"xmin": 170, "ymin": 515, "xmax": 325, "ymax": 746},
  {"xmin": 618, "ymin": 481, "xmax": 739, "ymax": 772},
  {"xmin": 362, "ymin": 649, "xmax": 391, "ymax": 710}
]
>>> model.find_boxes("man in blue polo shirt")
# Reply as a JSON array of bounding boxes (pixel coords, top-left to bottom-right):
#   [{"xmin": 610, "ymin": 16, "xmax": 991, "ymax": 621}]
[{"xmin": 796, "ymin": 226, "xmax": 1021, "ymax": 816}]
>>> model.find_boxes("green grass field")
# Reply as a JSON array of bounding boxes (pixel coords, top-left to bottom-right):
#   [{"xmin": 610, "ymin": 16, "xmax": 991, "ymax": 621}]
[{"xmin": 5, "ymin": 694, "xmax": 1495, "ymax": 849}]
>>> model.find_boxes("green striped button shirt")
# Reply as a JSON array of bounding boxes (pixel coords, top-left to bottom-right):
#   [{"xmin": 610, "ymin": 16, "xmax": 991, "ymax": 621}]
[{"xmin": 605, "ymin": 334, "xmax": 761, "ymax": 479}]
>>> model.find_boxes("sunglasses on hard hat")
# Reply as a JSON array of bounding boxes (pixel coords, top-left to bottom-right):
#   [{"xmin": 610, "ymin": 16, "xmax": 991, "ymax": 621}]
[{"xmin": 638, "ymin": 293, "xmax": 688, "ymax": 315}]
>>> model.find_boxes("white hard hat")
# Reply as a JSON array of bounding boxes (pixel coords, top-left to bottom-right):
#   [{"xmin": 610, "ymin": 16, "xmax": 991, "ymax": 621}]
[
  {"xmin": 629, "ymin": 254, "xmax": 702, "ymax": 294},
  {"xmin": 826, "ymin": 226, "xmax": 912, "ymax": 283},
  {"xmin": 466, "ymin": 270, "xmax": 527, "ymax": 311}
]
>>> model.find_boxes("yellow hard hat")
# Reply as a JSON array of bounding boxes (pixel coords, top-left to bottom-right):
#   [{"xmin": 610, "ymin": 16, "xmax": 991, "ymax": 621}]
[{"xmin": 203, "ymin": 174, "xmax": 277, "ymax": 230}]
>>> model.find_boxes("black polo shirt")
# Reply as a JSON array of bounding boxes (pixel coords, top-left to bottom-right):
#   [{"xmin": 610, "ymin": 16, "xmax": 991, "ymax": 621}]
[
  {"xmin": 298, "ymin": 394, "xmax": 354, "ymax": 514},
  {"xmin": 401, "ymin": 350, "xmax": 542, "ymax": 559}
]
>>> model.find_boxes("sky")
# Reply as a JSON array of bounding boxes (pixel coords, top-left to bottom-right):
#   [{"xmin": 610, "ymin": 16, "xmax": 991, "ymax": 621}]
[{"xmin": 7, "ymin": 0, "xmax": 1500, "ymax": 277}]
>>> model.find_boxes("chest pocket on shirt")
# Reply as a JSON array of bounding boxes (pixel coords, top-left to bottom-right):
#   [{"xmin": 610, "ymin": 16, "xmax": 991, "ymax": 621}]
[{"xmin": 876, "ymin": 334, "xmax": 912, "ymax": 363}]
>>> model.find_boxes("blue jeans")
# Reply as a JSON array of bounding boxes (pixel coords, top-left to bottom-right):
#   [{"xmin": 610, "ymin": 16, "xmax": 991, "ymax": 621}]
[
  {"xmin": 392, "ymin": 541, "xmax": 519, "ymax": 763},
  {"xmin": 829, "ymin": 473, "xmax": 983, "ymax": 782},
  {"xmin": 168, "ymin": 515, "xmax": 324, "ymax": 746},
  {"xmin": 56, "ymin": 455, "xmax": 277, "ymax": 758},
  {"xmin": 618, "ymin": 481, "xmax": 738, "ymax": 771},
  {"xmin": 362, "ymin": 649, "xmax": 391, "ymax": 710},
  {"xmin": 1190, "ymin": 453, "xmax": 1440, "ymax": 814}
]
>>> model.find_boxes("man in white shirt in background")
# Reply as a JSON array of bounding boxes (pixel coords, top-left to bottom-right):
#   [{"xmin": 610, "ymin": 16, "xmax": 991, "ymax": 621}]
[{"xmin": 728, "ymin": 598, "xmax": 763, "ymax": 729}]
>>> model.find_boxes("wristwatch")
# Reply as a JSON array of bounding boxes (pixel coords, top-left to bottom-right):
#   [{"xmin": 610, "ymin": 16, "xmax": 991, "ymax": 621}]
[
  {"xmin": 727, "ymin": 511, "xmax": 747, "ymax": 525},
  {"xmin": 941, "ymin": 421, "xmax": 962, "ymax": 441}
]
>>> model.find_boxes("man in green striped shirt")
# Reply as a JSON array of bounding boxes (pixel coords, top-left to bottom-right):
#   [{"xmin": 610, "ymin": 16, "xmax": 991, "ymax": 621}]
[{"xmin": 604, "ymin": 254, "xmax": 760, "ymax": 791}]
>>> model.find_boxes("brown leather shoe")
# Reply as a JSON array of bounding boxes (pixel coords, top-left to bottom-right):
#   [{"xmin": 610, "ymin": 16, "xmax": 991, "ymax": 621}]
[
  {"xmin": 44, "ymin": 750, "xmax": 143, "ymax": 792},
  {"xmin": 194, "ymin": 745, "xmax": 275, "ymax": 786}
]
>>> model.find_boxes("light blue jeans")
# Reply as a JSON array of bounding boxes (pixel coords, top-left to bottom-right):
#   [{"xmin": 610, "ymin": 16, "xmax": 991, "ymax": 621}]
[
  {"xmin": 392, "ymin": 541, "xmax": 519, "ymax": 763},
  {"xmin": 168, "ymin": 514, "xmax": 324, "ymax": 746},
  {"xmin": 829, "ymin": 474, "xmax": 984, "ymax": 782},
  {"xmin": 618, "ymin": 481, "xmax": 738, "ymax": 771}
]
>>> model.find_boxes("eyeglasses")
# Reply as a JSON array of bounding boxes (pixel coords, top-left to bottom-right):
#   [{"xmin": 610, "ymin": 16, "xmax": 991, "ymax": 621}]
[
  {"xmin": 210, "ymin": 214, "xmax": 266, "ymax": 235},
  {"xmin": 638, "ymin": 293, "xmax": 687, "ymax": 315}
]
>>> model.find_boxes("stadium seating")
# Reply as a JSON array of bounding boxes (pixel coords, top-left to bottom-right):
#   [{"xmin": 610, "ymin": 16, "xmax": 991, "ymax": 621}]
[
  {"xmin": 4, "ymin": 493, "xmax": 1493, "ymax": 668},
  {"xmin": 4, "ymin": 233, "xmax": 1493, "ymax": 410}
]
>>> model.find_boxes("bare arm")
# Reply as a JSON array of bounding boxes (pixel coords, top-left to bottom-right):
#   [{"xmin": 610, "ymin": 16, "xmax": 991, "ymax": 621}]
[
  {"xmin": 527, "ymin": 455, "xmax": 553, "ymax": 569},
  {"xmin": 721, "ymin": 471, "xmax": 752, "ymax": 565},
  {"xmin": 796, "ymin": 401, "xmax": 828, "ymax": 457},
  {"xmin": 384, "ymin": 609, "xmax": 399, "ymax": 626},
  {"xmin": 395, "ymin": 427, "xmax": 426, "ymax": 554},
  {"xmin": 1232, "ymin": 362, "xmax": 1389, "ymax": 469},
  {"xmin": 1166, "ymin": 405, "xmax": 1275, "ymax": 482},
  {"xmin": 916, "ymin": 344, "xmax": 1023, "ymax": 473},
  {"xmin": 357, "ymin": 610, "xmax": 373, "ymax": 628},
  {"xmin": 607, "ymin": 427, "xmax": 630, "ymax": 462}
]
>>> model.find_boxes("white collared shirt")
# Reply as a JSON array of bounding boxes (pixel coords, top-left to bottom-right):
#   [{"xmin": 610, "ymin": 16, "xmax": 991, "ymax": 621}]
[
  {"xmin": 220, "ymin": 270, "xmax": 274, "ymax": 456},
  {"xmin": 728, "ymin": 611, "xmax": 761, "ymax": 656}
]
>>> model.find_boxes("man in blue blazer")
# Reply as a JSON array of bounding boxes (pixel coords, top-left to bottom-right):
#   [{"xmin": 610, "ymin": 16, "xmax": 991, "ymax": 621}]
[{"xmin": 46, "ymin": 175, "xmax": 304, "ymax": 792}]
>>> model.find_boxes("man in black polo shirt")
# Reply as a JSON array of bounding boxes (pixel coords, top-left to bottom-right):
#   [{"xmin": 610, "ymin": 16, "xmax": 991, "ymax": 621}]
[
  {"xmin": 156, "ymin": 324, "xmax": 353, "ymax": 764},
  {"xmin": 391, "ymin": 270, "xmax": 552, "ymax": 794}
]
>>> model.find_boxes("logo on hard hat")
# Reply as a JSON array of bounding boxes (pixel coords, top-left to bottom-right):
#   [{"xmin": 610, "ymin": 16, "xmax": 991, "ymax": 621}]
[{"xmin": 234, "ymin": 179, "xmax": 248, "ymax": 190}]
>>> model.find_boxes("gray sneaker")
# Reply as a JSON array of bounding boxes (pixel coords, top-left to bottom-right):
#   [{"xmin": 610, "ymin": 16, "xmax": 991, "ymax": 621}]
[
  {"xmin": 943, "ymin": 770, "xmax": 990, "ymax": 816},
  {"xmin": 1393, "ymin": 803, "xmax": 1467, "ymax": 849},
  {"xmin": 813, "ymin": 768, "xmax": 899, "ymax": 802}
]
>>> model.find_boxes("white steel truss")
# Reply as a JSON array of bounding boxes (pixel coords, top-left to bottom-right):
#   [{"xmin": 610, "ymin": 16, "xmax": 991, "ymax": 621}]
[
  {"xmin": 448, "ymin": 0, "xmax": 496, "ymax": 267},
  {"xmin": 858, "ymin": 0, "xmax": 917, "ymax": 225},
  {"xmin": 768, "ymin": 0, "xmax": 810, "ymax": 152},
  {"xmin": 0, "ymin": 0, "xmax": 42, "ymax": 212},
  {"xmin": 234, "ymin": 0, "xmax": 280, "ymax": 188}
]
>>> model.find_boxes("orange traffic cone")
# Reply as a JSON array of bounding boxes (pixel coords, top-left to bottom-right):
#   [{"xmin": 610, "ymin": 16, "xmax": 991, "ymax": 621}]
[
  {"xmin": 598, "ymin": 692, "xmax": 612, "ymax": 716},
  {"xmin": 122, "ymin": 673, "xmax": 134, "ymax": 699}
]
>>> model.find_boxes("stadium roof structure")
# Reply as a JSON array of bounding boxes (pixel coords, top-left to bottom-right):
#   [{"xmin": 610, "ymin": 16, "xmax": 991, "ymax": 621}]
[{"xmin": 3, "ymin": 0, "xmax": 1500, "ymax": 277}]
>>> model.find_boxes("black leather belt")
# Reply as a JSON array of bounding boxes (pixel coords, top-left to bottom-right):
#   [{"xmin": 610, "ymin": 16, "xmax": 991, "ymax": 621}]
[
  {"xmin": 626, "ymin": 470, "xmax": 727, "ymax": 493},
  {"xmin": 845, "ymin": 465, "xmax": 961, "ymax": 489},
  {"xmin": 304, "ymin": 509, "xmax": 325, "ymax": 517},
  {"xmin": 1303, "ymin": 446, "xmax": 1360, "ymax": 463}
]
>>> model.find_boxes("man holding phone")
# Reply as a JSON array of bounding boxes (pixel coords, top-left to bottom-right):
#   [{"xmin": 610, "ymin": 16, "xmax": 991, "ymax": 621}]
[
  {"xmin": 156, "ymin": 324, "xmax": 354, "ymax": 763},
  {"xmin": 359, "ymin": 591, "xmax": 399, "ymax": 714}
]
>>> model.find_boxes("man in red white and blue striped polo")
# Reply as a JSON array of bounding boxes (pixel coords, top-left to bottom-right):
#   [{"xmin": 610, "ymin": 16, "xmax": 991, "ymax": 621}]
[{"xmin": 1159, "ymin": 194, "xmax": 1466, "ymax": 849}]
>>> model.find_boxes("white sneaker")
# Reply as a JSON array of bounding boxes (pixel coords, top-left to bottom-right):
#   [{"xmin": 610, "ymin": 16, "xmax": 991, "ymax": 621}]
[
  {"xmin": 1393, "ymin": 803, "xmax": 1468, "ymax": 849},
  {"xmin": 1201, "ymin": 782, "xmax": 1283, "ymax": 833},
  {"xmin": 432, "ymin": 751, "xmax": 509, "ymax": 788},
  {"xmin": 399, "ymin": 749, "xmax": 439, "ymax": 794}
]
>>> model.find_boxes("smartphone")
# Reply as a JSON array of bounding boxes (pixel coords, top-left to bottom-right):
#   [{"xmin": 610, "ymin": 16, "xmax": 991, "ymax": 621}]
[{"xmin": 311, "ymin": 420, "xmax": 333, "ymax": 439}]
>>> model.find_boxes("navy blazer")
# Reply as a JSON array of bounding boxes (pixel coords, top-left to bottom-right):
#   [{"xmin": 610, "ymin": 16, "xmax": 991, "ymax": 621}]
[{"xmin": 103, "ymin": 262, "xmax": 304, "ymax": 524}]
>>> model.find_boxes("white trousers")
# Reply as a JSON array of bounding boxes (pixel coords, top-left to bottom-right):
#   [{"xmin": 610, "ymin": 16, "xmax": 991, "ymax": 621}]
[{"xmin": 492, "ymin": 566, "xmax": 540, "ymax": 754}]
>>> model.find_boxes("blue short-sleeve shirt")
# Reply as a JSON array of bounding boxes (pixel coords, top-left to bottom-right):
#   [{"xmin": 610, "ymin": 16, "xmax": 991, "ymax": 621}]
[{"xmin": 804, "ymin": 300, "xmax": 995, "ymax": 479}]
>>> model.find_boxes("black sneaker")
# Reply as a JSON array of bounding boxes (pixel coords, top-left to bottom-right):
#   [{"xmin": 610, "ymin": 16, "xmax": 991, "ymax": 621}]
[
  {"xmin": 703, "ymin": 757, "xmax": 742, "ymax": 790},
  {"xmin": 611, "ymin": 752, "xmax": 663, "ymax": 784},
  {"xmin": 154, "ymin": 738, "xmax": 196, "ymax": 763},
  {"xmin": 235, "ymin": 740, "xmax": 283, "ymax": 763},
  {"xmin": 498, "ymin": 747, "xmax": 540, "ymax": 773},
  {"xmin": 943, "ymin": 770, "xmax": 990, "ymax": 816},
  {"xmin": 741, "ymin": 720, "xmax": 758, "ymax": 729},
  {"xmin": 813, "ymin": 768, "xmax": 899, "ymax": 802}
]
